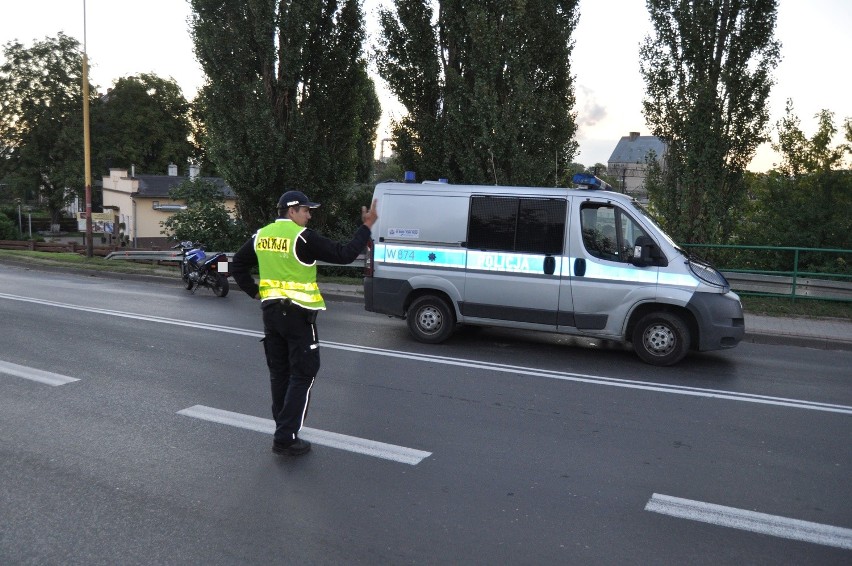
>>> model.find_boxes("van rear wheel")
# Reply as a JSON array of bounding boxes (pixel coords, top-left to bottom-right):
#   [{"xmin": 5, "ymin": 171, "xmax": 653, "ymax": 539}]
[
  {"xmin": 407, "ymin": 295, "xmax": 454, "ymax": 344},
  {"xmin": 632, "ymin": 312, "xmax": 690, "ymax": 366}
]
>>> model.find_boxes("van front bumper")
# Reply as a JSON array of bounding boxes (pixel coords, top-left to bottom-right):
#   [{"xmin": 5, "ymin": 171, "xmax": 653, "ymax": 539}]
[{"xmin": 686, "ymin": 292, "xmax": 745, "ymax": 351}]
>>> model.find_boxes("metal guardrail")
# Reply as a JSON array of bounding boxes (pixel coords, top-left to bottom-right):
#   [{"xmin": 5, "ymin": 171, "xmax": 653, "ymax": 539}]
[
  {"xmin": 722, "ymin": 272, "xmax": 852, "ymax": 300},
  {"xmin": 104, "ymin": 249, "xmax": 364, "ymax": 268},
  {"xmin": 67, "ymin": 246, "xmax": 852, "ymax": 302},
  {"xmin": 104, "ymin": 250, "xmax": 186, "ymax": 261},
  {"xmin": 683, "ymin": 244, "xmax": 851, "ymax": 302},
  {"xmin": 0, "ymin": 239, "xmax": 105, "ymax": 254}
]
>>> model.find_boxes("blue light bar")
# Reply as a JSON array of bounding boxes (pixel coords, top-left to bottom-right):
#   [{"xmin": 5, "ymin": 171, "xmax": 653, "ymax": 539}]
[{"xmin": 572, "ymin": 173, "xmax": 612, "ymax": 191}]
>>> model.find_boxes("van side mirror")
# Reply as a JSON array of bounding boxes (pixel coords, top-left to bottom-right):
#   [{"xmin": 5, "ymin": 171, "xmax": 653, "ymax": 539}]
[{"xmin": 630, "ymin": 236, "xmax": 666, "ymax": 267}]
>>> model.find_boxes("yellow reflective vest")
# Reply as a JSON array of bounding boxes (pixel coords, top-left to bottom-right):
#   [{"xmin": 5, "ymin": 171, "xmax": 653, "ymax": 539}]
[{"xmin": 255, "ymin": 220, "xmax": 326, "ymax": 310}]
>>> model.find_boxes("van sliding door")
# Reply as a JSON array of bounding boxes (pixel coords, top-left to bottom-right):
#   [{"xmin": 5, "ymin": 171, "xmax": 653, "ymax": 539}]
[{"xmin": 462, "ymin": 196, "xmax": 566, "ymax": 329}]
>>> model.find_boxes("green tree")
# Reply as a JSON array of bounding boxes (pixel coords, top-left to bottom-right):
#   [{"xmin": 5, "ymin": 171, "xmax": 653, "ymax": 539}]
[
  {"xmin": 0, "ymin": 33, "xmax": 97, "ymax": 224},
  {"xmin": 845, "ymin": 116, "xmax": 852, "ymax": 147},
  {"xmin": 639, "ymin": 0, "xmax": 781, "ymax": 243},
  {"xmin": 774, "ymin": 99, "xmax": 850, "ymax": 176},
  {"xmin": 377, "ymin": 0, "xmax": 580, "ymax": 186},
  {"xmin": 559, "ymin": 162, "xmax": 586, "ymax": 186},
  {"xmin": 586, "ymin": 162, "xmax": 621, "ymax": 189},
  {"xmin": 0, "ymin": 209, "xmax": 18, "ymax": 239},
  {"xmin": 353, "ymin": 66, "xmax": 381, "ymax": 184},
  {"xmin": 187, "ymin": 97, "xmax": 220, "ymax": 178},
  {"xmin": 190, "ymin": 0, "xmax": 379, "ymax": 233},
  {"xmin": 92, "ymin": 73, "xmax": 195, "ymax": 176},
  {"xmin": 739, "ymin": 103, "xmax": 851, "ymax": 258},
  {"xmin": 160, "ymin": 178, "xmax": 247, "ymax": 252}
]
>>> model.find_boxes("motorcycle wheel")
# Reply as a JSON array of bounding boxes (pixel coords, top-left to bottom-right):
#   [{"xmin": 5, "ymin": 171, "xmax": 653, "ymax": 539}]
[
  {"xmin": 212, "ymin": 273, "xmax": 229, "ymax": 297},
  {"xmin": 183, "ymin": 265, "xmax": 194, "ymax": 290}
]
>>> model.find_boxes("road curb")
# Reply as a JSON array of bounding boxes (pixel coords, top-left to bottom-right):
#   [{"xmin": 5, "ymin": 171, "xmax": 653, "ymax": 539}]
[{"xmin": 743, "ymin": 332, "xmax": 852, "ymax": 352}]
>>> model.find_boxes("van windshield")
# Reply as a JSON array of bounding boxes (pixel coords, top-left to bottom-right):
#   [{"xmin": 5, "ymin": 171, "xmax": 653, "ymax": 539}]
[{"xmin": 629, "ymin": 200, "xmax": 683, "ymax": 254}]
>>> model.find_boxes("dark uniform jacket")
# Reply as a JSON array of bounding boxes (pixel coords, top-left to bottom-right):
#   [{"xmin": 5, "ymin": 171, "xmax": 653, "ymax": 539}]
[{"xmin": 230, "ymin": 223, "xmax": 371, "ymax": 299}]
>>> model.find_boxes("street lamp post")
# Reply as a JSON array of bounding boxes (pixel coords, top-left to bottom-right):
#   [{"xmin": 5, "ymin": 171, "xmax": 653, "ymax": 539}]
[{"xmin": 82, "ymin": 0, "xmax": 94, "ymax": 257}]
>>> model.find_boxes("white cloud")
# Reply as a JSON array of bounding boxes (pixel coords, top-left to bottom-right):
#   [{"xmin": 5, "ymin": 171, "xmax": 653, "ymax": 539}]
[{"xmin": 575, "ymin": 85, "xmax": 608, "ymax": 130}]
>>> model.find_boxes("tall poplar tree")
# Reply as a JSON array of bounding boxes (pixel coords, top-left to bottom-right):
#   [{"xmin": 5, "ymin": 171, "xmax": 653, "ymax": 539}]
[
  {"xmin": 377, "ymin": 0, "xmax": 579, "ymax": 186},
  {"xmin": 640, "ymin": 0, "xmax": 780, "ymax": 243},
  {"xmin": 190, "ymin": 0, "xmax": 379, "ymax": 231}
]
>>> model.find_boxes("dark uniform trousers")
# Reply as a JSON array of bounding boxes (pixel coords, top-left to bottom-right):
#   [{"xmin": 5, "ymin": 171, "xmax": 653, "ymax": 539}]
[{"xmin": 261, "ymin": 299, "xmax": 321, "ymax": 444}]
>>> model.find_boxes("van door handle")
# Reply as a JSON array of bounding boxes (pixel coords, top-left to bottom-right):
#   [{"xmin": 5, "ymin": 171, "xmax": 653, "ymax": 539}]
[
  {"xmin": 543, "ymin": 256, "xmax": 555, "ymax": 275},
  {"xmin": 574, "ymin": 258, "xmax": 586, "ymax": 277}
]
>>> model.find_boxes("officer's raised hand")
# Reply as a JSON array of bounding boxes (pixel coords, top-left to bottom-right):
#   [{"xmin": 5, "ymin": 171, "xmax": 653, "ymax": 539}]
[{"xmin": 361, "ymin": 199, "xmax": 378, "ymax": 229}]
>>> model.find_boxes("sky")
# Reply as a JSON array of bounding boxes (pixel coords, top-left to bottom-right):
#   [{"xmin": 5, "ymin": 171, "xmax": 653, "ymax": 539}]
[{"xmin": 1, "ymin": 0, "xmax": 849, "ymax": 172}]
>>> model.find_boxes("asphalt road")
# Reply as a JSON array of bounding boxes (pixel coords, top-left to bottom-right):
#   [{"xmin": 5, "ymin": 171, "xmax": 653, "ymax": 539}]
[{"xmin": 1, "ymin": 264, "xmax": 850, "ymax": 565}]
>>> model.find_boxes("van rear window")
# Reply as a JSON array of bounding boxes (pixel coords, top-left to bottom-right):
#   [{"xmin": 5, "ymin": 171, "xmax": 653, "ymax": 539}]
[{"xmin": 468, "ymin": 196, "xmax": 566, "ymax": 254}]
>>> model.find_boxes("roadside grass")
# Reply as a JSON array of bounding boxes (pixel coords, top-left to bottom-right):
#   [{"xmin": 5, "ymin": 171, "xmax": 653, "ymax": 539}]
[
  {"xmin": 1, "ymin": 249, "xmax": 849, "ymax": 320},
  {"xmin": 739, "ymin": 295, "xmax": 852, "ymax": 320},
  {"xmin": 317, "ymin": 273, "xmax": 364, "ymax": 285},
  {"xmin": 0, "ymin": 249, "xmax": 178, "ymax": 276}
]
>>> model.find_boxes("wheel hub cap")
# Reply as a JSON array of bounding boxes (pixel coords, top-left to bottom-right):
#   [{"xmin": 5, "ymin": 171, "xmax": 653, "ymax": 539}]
[
  {"xmin": 418, "ymin": 308, "xmax": 442, "ymax": 332},
  {"xmin": 644, "ymin": 324, "xmax": 676, "ymax": 356}
]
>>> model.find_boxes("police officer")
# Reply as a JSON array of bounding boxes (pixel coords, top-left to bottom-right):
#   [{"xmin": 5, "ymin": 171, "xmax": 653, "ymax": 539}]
[{"xmin": 230, "ymin": 190, "xmax": 378, "ymax": 456}]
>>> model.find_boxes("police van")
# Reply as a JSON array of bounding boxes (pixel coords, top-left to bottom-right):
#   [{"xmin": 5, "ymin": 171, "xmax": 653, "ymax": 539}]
[{"xmin": 363, "ymin": 175, "xmax": 744, "ymax": 365}]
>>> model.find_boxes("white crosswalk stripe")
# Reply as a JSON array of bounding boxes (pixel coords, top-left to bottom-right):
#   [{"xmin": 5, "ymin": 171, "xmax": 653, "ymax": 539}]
[
  {"xmin": 646, "ymin": 493, "xmax": 852, "ymax": 550},
  {"xmin": 0, "ymin": 359, "xmax": 80, "ymax": 386},
  {"xmin": 177, "ymin": 404, "xmax": 432, "ymax": 465}
]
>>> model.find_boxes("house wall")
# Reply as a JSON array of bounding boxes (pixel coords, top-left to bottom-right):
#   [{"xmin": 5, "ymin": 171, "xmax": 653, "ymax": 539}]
[
  {"xmin": 101, "ymin": 168, "xmax": 237, "ymax": 248},
  {"xmin": 606, "ymin": 132, "xmax": 667, "ymax": 203},
  {"xmin": 101, "ymin": 171, "xmax": 136, "ymax": 243},
  {"xmin": 135, "ymin": 199, "xmax": 190, "ymax": 248},
  {"xmin": 607, "ymin": 162, "xmax": 651, "ymax": 199}
]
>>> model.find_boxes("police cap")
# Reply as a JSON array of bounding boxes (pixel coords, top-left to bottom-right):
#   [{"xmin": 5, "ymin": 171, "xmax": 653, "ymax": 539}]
[{"xmin": 277, "ymin": 190, "xmax": 320, "ymax": 209}]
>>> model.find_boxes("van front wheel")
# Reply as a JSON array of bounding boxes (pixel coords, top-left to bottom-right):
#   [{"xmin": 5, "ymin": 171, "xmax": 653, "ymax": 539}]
[
  {"xmin": 632, "ymin": 312, "xmax": 690, "ymax": 366},
  {"xmin": 407, "ymin": 295, "xmax": 454, "ymax": 344}
]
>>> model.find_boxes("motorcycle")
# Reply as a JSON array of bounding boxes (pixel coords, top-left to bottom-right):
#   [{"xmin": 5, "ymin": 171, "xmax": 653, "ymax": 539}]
[{"xmin": 171, "ymin": 241, "xmax": 230, "ymax": 297}]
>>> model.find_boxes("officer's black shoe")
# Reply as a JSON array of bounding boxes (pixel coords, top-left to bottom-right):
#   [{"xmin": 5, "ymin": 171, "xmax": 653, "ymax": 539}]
[{"xmin": 272, "ymin": 438, "xmax": 311, "ymax": 456}]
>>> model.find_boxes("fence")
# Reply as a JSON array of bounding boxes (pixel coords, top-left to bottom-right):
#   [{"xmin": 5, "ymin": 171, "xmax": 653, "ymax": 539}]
[
  {"xmin": 2, "ymin": 239, "xmax": 849, "ymax": 302},
  {"xmin": 0, "ymin": 239, "xmax": 127, "ymax": 256},
  {"xmin": 682, "ymin": 244, "xmax": 851, "ymax": 302},
  {"xmin": 101, "ymin": 249, "xmax": 359, "ymax": 269},
  {"xmin": 99, "ymin": 245, "xmax": 852, "ymax": 301}
]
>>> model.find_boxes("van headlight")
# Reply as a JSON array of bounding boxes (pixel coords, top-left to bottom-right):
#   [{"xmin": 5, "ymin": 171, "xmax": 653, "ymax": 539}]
[{"xmin": 688, "ymin": 258, "xmax": 730, "ymax": 291}]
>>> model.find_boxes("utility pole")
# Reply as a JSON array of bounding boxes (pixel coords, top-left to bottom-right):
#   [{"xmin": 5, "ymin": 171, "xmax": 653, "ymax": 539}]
[{"xmin": 82, "ymin": 0, "xmax": 94, "ymax": 257}]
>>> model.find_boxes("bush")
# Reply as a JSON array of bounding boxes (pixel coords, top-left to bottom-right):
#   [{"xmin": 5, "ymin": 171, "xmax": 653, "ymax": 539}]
[
  {"xmin": 316, "ymin": 183, "xmax": 374, "ymax": 276},
  {"xmin": 160, "ymin": 179, "xmax": 250, "ymax": 252},
  {"xmin": 0, "ymin": 211, "xmax": 20, "ymax": 239}
]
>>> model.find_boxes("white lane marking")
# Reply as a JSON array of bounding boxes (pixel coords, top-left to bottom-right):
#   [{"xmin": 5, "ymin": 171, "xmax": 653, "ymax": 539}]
[
  {"xmin": 645, "ymin": 493, "xmax": 852, "ymax": 550},
  {"xmin": 0, "ymin": 292, "xmax": 256, "ymax": 336},
  {"xmin": 0, "ymin": 359, "xmax": 79, "ymax": 386},
  {"xmin": 324, "ymin": 341, "xmax": 852, "ymax": 415},
  {"xmin": 2, "ymin": 292, "xmax": 851, "ymax": 415},
  {"xmin": 177, "ymin": 405, "xmax": 431, "ymax": 465}
]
